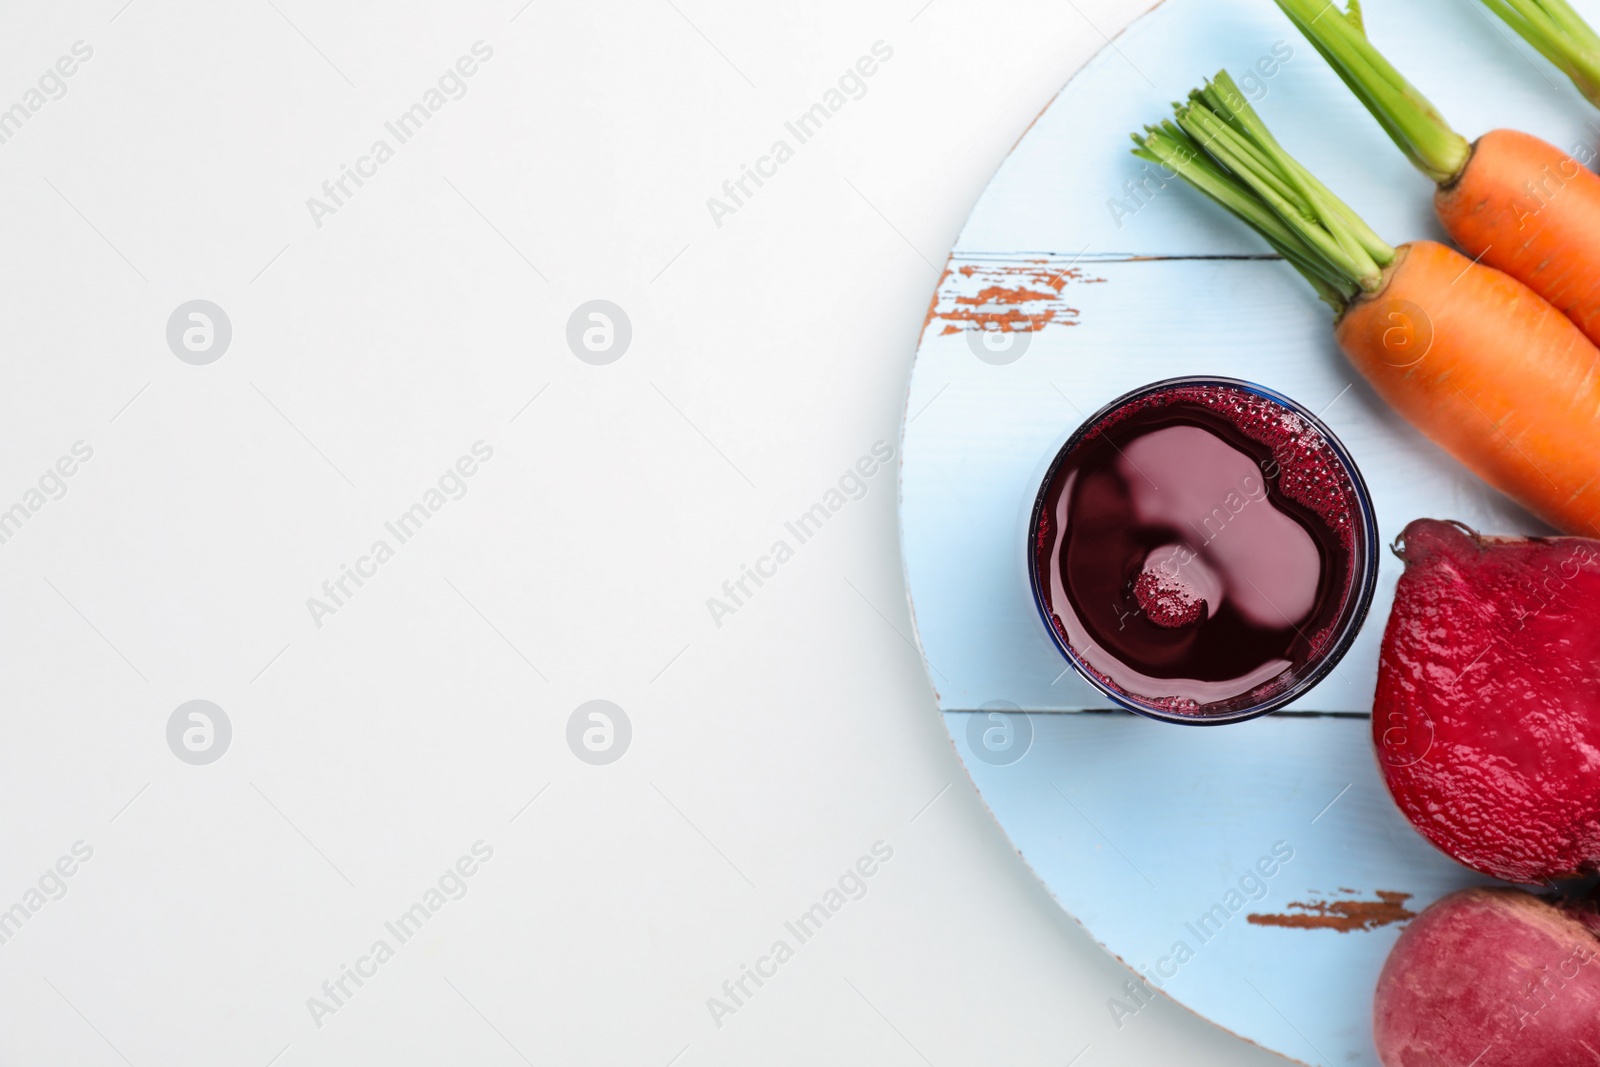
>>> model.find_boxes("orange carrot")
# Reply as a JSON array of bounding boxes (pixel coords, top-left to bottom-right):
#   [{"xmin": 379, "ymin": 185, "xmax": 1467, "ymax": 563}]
[
  {"xmin": 1278, "ymin": 0, "xmax": 1600, "ymax": 348},
  {"xmin": 1436, "ymin": 129, "xmax": 1600, "ymax": 342},
  {"xmin": 1338, "ymin": 241, "xmax": 1600, "ymax": 534},
  {"xmin": 1136, "ymin": 74, "xmax": 1600, "ymax": 534}
]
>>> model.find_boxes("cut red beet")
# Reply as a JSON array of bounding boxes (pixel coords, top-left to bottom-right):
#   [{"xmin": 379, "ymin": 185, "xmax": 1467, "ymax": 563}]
[
  {"xmin": 1374, "ymin": 519, "xmax": 1600, "ymax": 883},
  {"xmin": 1374, "ymin": 888, "xmax": 1600, "ymax": 1066}
]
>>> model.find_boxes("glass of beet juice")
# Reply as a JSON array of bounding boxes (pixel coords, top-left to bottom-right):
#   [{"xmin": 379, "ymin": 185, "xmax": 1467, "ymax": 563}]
[{"xmin": 1028, "ymin": 376, "xmax": 1378, "ymax": 724}]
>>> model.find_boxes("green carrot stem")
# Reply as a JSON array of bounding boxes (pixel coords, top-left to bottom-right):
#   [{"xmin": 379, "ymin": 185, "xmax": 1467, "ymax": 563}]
[
  {"xmin": 1274, "ymin": 0, "xmax": 1473, "ymax": 184},
  {"xmin": 1345, "ymin": 0, "xmax": 1365, "ymax": 34},
  {"xmin": 1131, "ymin": 70, "xmax": 1396, "ymax": 312},
  {"xmin": 1176, "ymin": 105, "xmax": 1311, "ymax": 220},
  {"xmin": 1132, "ymin": 129, "xmax": 1355, "ymax": 311},
  {"xmin": 1479, "ymin": 0, "xmax": 1600, "ymax": 109},
  {"xmin": 1197, "ymin": 71, "xmax": 1393, "ymax": 266},
  {"xmin": 1177, "ymin": 103, "xmax": 1384, "ymax": 288}
]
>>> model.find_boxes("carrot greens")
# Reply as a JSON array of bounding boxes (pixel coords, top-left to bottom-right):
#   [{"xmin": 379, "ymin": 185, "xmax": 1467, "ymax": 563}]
[
  {"xmin": 1478, "ymin": 0, "xmax": 1600, "ymax": 109},
  {"xmin": 1132, "ymin": 70, "xmax": 1394, "ymax": 311},
  {"xmin": 1273, "ymin": 0, "xmax": 1472, "ymax": 184}
]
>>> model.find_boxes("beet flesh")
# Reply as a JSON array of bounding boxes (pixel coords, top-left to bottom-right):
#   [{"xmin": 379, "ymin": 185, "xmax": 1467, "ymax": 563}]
[
  {"xmin": 1374, "ymin": 519, "xmax": 1600, "ymax": 883},
  {"xmin": 1375, "ymin": 888, "xmax": 1600, "ymax": 1066}
]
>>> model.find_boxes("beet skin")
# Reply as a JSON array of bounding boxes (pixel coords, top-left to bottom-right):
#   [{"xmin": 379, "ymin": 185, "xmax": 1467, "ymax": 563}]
[
  {"xmin": 1374, "ymin": 888, "xmax": 1600, "ymax": 1066},
  {"xmin": 1374, "ymin": 519, "xmax": 1600, "ymax": 883}
]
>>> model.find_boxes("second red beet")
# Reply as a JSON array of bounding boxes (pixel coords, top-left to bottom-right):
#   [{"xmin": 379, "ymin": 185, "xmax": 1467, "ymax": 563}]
[{"xmin": 1375, "ymin": 519, "xmax": 1600, "ymax": 883}]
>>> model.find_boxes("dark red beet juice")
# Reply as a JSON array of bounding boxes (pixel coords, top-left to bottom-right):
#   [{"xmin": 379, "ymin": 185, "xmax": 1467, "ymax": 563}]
[{"xmin": 1029, "ymin": 379, "xmax": 1376, "ymax": 721}]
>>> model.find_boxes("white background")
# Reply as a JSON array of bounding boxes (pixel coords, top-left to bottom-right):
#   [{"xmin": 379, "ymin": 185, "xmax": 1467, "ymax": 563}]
[{"xmin": 0, "ymin": 0, "xmax": 1296, "ymax": 1063}]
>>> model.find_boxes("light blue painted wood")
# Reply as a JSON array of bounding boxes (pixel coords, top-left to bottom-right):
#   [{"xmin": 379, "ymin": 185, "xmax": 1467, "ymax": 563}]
[
  {"xmin": 899, "ymin": 0, "xmax": 1600, "ymax": 1060},
  {"xmin": 948, "ymin": 712, "xmax": 1498, "ymax": 1065}
]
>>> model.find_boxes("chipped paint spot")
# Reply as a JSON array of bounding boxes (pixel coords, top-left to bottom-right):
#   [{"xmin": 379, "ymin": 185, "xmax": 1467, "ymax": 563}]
[
  {"xmin": 929, "ymin": 258, "xmax": 1102, "ymax": 337},
  {"xmin": 1247, "ymin": 891, "xmax": 1417, "ymax": 933}
]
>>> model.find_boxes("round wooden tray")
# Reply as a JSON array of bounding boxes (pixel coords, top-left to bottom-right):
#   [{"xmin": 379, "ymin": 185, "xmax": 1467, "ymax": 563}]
[{"xmin": 896, "ymin": 0, "xmax": 1593, "ymax": 1060}]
